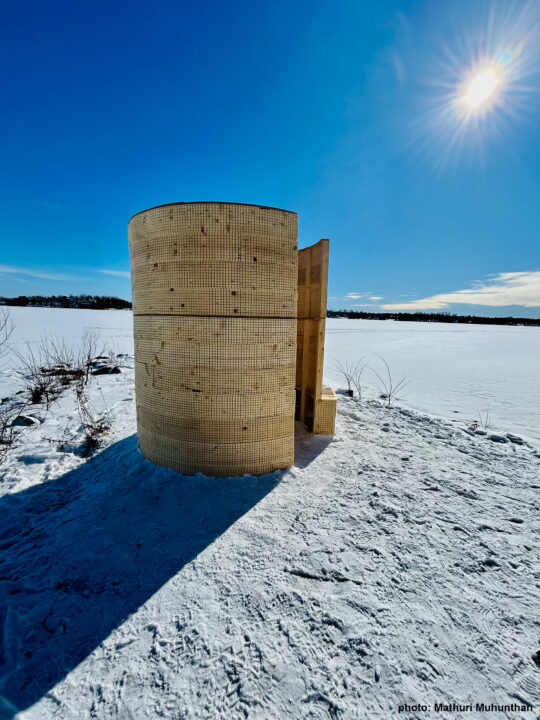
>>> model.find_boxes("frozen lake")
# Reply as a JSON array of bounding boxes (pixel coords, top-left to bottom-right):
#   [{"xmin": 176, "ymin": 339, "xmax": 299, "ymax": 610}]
[
  {"xmin": 324, "ymin": 318, "xmax": 540, "ymax": 445},
  {"xmin": 2, "ymin": 307, "xmax": 539, "ymax": 445}
]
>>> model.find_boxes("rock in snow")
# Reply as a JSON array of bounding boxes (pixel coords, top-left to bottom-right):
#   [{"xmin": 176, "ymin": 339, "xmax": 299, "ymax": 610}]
[
  {"xmin": 91, "ymin": 365, "xmax": 121, "ymax": 375},
  {"xmin": 10, "ymin": 414, "xmax": 41, "ymax": 427}
]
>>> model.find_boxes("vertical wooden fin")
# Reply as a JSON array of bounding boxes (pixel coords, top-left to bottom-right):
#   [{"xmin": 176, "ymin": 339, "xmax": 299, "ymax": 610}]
[{"xmin": 295, "ymin": 239, "xmax": 336, "ymax": 434}]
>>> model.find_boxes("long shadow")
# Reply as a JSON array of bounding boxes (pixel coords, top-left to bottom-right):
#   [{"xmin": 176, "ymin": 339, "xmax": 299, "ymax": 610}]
[
  {"xmin": 0, "ymin": 435, "xmax": 279, "ymax": 717},
  {"xmin": 294, "ymin": 422, "xmax": 333, "ymax": 469}
]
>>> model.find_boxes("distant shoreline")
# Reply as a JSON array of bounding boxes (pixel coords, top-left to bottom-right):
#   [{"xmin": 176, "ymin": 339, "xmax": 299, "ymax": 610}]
[
  {"xmin": 327, "ymin": 309, "xmax": 540, "ymax": 327},
  {"xmin": 1, "ymin": 297, "xmax": 538, "ymax": 326},
  {"xmin": 0, "ymin": 295, "xmax": 131, "ymax": 311}
]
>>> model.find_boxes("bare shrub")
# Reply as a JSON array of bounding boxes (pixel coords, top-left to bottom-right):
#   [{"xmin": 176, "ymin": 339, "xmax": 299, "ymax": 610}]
[
  {"xmin": 368, "ymin": 354, "xmax": 409, "ymax": 408},
  {"xmin": 16, "ymin": 331, "xmax": 104, "ymax": 407},
  {"xmin": 0, "ymin": 308, "xmax": 14, "ymax": 366},
  {"xmin": 477, "ymin": 408, "xmax": 491, "ymax": 431},
  {"xmin": 50, "ymin": 330, "xmax": 103, "ymax": 387},
  {"xmin": 334, "ymin": 358, "xmax": 365, "ymax": 397},
  {"xmin": 66, "ymin": 331, "xmax": 104, "ymax": 392},
  {"xmin": 79, "ymin": 330, "xmax": 103, "ymax": 385},
  {"xmin": 44, "ymin": 386, "xmax": 110, "ymax": 458},
  {"xmin": 3, "ymin": 329, "xmax": 108, "ymax": 467},
  {"xmin": 351, "ymin": 362, "xmax": 367, "ymax": 402},
  {"xmin": 75, "ymin": 384, "xmax": 110, "ymax": 457},
  {"xmin": 0, "ymin": 398, "xmax": 31, "ymax": 468},
  {"xmin": 16, "ymin": 339, "xmax": 65, "ymax": 407}
]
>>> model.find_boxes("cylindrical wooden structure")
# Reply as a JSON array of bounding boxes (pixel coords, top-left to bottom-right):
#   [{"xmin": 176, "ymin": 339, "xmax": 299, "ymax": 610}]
[{"xmin": 129, "ymin": 202, "xmax": 298, "ymax": 476}]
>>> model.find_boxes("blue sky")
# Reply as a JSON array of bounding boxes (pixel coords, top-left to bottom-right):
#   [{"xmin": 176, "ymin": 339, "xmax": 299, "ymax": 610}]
[{"xmin": 1, "ymin": 0, "xmax": 539, "ymax": 316}]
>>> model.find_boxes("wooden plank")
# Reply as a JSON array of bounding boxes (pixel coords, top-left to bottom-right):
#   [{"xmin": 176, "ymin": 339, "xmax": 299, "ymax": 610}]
[
  {"xmin": 134, "ymin": 384, "xmax": 295, "ymax": 420},
  {"xmin": 137, "ymin": 404, "xmax": 294, "ymax": 443},
  {"xmin": 299, "ymin": 244, "xmax": 312, "ymax": 422},
  {"xmin": 132, "ymin": 287, "xmax": 297, "ymax": 317},
  {"xmin": 134, "ymin": 315, "xmax": 296, "ymax": 343},
  {"xmin": 312, "ymin": 386, "xmax": 337, "ymax": 435},
  {"xmin": 131, "ymin": 262, "xmax": 297, "ymax": 289},
  {"xmin": 137, "ymin": 424, "xmax": 294, "ymax": 476},
  {"xmin": 295, "ymin": 239, "xmax": 334, "ymax": 433},
  {"xmin": 296, "ymin": 239, "xmax": 329, "ymax": 320},
  {"xmin": 135, "ymin": 341, "xmax": 296, "ymax": 370}
]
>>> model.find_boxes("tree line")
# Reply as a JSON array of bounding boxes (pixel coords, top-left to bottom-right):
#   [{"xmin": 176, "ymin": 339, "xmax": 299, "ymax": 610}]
[
  {"xmin": 0, "ymin": 295, "xmax": 132, "ymax": 310},
  {"xmin": 327, "ymin": 309, "xmax": 540, "ymax": 327}
]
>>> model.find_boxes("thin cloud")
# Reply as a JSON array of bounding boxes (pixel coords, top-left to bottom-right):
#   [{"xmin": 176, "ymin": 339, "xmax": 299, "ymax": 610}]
[
  {"xmin": 347, "ymin": 292, "xmax": 383, "ymax": 302},
  {"xmin": 382, "ymin": 271, "xmax": 540, "ymax": 310},
  {"xmin": 351, "ymin": 303, "xmax": 382, "ymax": 307},
  {"xmin": 41, "ymin": 200, "xmax": 64, "ymax": 210},
  {"xmin": 388, "ymin": 48, "xmax": 405, "ymax": 88},
  {"xmin": 98, "ymin": 269, "xmax": 131, "ymax": 279},
  {"xmin": 346, "ymin": 292, "xmax": 371, "ymax": 300},
  {"xmin": 0, "ymin": 264, "xmax": 73, "ymax": 281}
]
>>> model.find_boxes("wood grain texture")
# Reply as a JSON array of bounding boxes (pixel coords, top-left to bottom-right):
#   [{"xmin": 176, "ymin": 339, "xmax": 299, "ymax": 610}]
[
  {"xmin": 312, "ymin": 386, "xmax": 337, "ymax": 435},
  {"xmin": 137, "ymin": 424, "xmax": 294, "ymax": 477},
  {"xmin": 295, "ymin": 239, "xmax": 334, "ymax": 433},
  {"xmin": 129, "ymin": 203, "xmax": 298, "ymax": 317},
  {"xmin": 130, "ymin": 202, "xmax": 298, "ymax": 476},
  {"xmin": 297, "ymin": 239, "xmax": 329, "ymax": 321}
]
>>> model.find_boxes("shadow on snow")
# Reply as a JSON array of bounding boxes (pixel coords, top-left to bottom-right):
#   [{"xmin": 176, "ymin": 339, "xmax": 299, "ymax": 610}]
[{"xmin": 0, "ymin": 426, "xmax": 329, "ymax": 716}]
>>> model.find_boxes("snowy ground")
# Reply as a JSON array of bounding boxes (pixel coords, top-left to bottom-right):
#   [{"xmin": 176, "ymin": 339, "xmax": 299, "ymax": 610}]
[
  {"xmin": 324, "ymin": 318, "xmax": 540, "ymax": 447},
  {"xmin": 0, "ymin": 308, "xmax": 133, "ymax": 401},
  {"xmin": 0, "ymin": 308, "xmax": 539, "ymax": 719}
]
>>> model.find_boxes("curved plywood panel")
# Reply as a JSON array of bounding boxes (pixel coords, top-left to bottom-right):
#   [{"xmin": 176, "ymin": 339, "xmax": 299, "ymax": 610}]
[
  {"xmin": 129, "ymin": 202, "xmax": 298, "ymax": 317},
  {"xmin": 129, "ymin": 202, "xmax": 298, "ymax": 476}
]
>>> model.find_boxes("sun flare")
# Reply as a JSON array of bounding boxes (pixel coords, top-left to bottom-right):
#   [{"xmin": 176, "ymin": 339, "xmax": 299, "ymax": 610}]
[
  {"xmin": 463, "ymin": 70, "xmax": 499, "ymax": 109},
  {"xmin": 411, "ymin": 0, "xmax": 540, "ymax": 170}
]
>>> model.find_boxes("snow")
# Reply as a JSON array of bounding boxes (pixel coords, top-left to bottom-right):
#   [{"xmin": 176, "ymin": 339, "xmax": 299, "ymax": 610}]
[
  {"xmin": 0, "ymin": 307, "xmax": 133, "ymax": 400},
  {"xmin": 0, "ymin": 308, "xmax": 539, "ymax": 719},
  {"xmin": 324, "ymin": 318, "xmax": 540, "ymax": 446}
]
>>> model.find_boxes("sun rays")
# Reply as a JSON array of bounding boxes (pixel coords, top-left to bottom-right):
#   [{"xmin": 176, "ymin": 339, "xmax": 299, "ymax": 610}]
[{"xmin": 408, "ymin": 0, "xmax": 540, "ymax": 170}]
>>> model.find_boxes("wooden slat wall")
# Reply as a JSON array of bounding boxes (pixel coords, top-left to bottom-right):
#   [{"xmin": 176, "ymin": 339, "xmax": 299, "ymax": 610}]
[
  {"xmin": 296, "ymin": 239, "xmax": 335, "ymax": 433},
  {"xmin": 297, "ymin": 238, "xmax": 329, "ymax": 321},
  {"xmin": 312, "ymin": 385, "xmax": 337, "ymax": 435},
  {"xmin": 129, "ymin": 202, "xmax": 298, "ymax": 476}
]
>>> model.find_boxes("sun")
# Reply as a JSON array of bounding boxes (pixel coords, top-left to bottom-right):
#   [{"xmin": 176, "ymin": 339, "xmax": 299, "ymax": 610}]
[
  {"xmin": 463, "ymin": 69, "xmax": 499, "ymax": 109},
  {"xmin": 410, "ymin": 0, "xmax": 540, "ymax": 170}
]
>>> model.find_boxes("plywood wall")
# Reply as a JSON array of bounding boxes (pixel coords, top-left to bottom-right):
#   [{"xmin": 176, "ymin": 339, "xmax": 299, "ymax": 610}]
[
  {"xmin": 130, "ymin": 202, "xmax": 298, "ymax": 476},
  {"xmin": 296, "ymin": 239, "xmax": 336, "ymax": 434}
]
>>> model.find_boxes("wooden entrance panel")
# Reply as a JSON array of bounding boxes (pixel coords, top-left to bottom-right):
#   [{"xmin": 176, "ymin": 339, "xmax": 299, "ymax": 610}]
[{"xmin": 295, "ymin": 239, "xmax": 336, "ymax": 434}]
